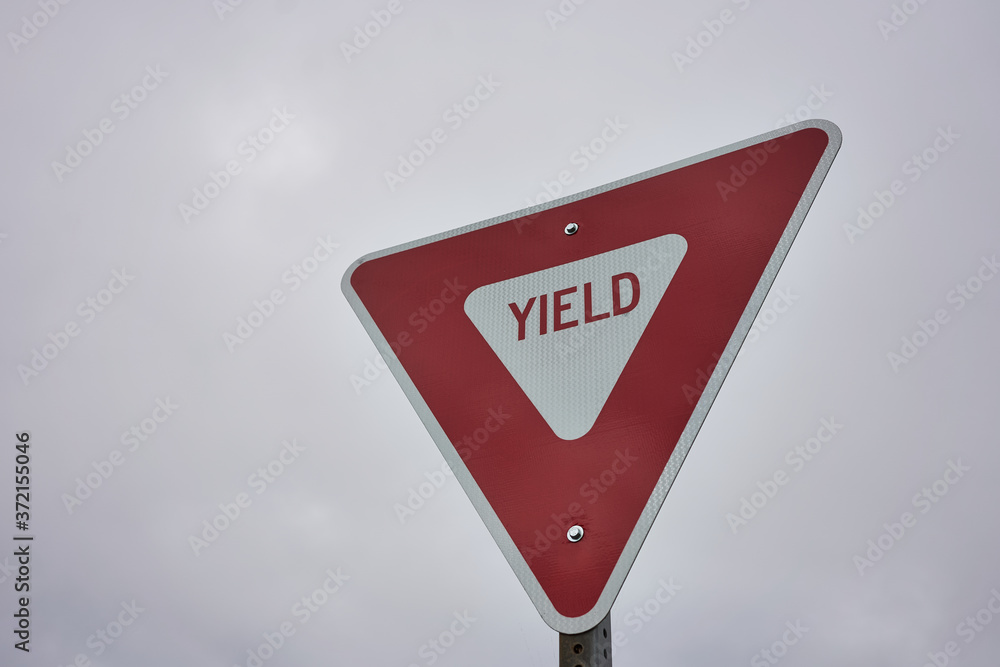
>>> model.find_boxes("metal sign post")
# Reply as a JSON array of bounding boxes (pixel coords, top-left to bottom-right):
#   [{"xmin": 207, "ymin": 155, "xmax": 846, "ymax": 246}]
[{"xmin": 559, "ymin": 612, "xmax": 612, "ymax": 667}]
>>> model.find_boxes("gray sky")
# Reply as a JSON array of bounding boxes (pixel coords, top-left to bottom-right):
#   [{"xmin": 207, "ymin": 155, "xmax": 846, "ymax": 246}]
[{"xmin": 2, "ymin": 0, "xmax": 999, "ymax": 665}]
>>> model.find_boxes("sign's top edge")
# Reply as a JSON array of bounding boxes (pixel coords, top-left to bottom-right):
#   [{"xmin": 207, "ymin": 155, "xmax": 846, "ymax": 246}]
[{"xmin": 340, "ymin": 119, "xmax": 841, "ymax": 298}]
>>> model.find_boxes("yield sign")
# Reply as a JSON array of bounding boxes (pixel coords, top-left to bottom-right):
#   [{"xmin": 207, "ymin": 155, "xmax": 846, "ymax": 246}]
[{"xmin": 342, "ymin": 120, "xmax": 841, "ymax": 633}]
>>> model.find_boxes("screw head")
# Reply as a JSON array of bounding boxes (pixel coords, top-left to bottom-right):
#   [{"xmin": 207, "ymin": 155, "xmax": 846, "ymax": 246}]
[
  {"xmin": 567, "ymin": 525, "xmax": 584, "ymax": 542},
  {"xmin": 564, "ymin": 222, "xmax": 579, "ymax": 235}
]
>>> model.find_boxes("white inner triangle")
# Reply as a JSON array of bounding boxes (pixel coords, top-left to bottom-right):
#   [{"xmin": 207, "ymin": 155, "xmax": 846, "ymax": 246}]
[{"xmin": 464, "ymin": 234, "xmax": 687, "ymax": 440}]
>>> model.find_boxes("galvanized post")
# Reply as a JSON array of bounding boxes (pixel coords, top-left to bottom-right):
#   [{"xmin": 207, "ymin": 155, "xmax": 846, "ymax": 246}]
[{"xmin": 559, "ymin": 611, "xmax": 612, "ymax": 667}]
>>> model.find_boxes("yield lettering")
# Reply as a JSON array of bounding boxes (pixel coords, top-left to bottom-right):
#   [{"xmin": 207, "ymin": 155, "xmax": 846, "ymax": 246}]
[{"xmin": 508, "ymin": 272, "xmax": 639, "ymax": 341}]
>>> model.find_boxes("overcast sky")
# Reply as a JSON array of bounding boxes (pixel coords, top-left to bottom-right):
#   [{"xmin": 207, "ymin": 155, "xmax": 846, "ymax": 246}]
[{"xmin": 2, "ymin": 0, "xmax": 999, "ymax": 665}]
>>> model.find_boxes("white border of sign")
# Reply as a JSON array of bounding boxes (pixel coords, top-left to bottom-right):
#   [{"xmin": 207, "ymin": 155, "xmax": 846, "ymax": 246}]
[{"xmin": 342, "ymin": 119, "xmax": 842, "ymax": 634}]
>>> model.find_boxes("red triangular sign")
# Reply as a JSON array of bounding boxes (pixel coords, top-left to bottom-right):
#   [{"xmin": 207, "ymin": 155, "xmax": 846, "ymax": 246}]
[{"xmin": 343, "ymin": 120, "xmax": 841, "ymax": 633}]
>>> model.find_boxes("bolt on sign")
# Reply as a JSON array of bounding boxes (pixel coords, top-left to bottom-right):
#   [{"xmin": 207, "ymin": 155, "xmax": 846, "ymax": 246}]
[{"xmin": 342, "ymin": 120, "xmax": 841, "ymax": 633}]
